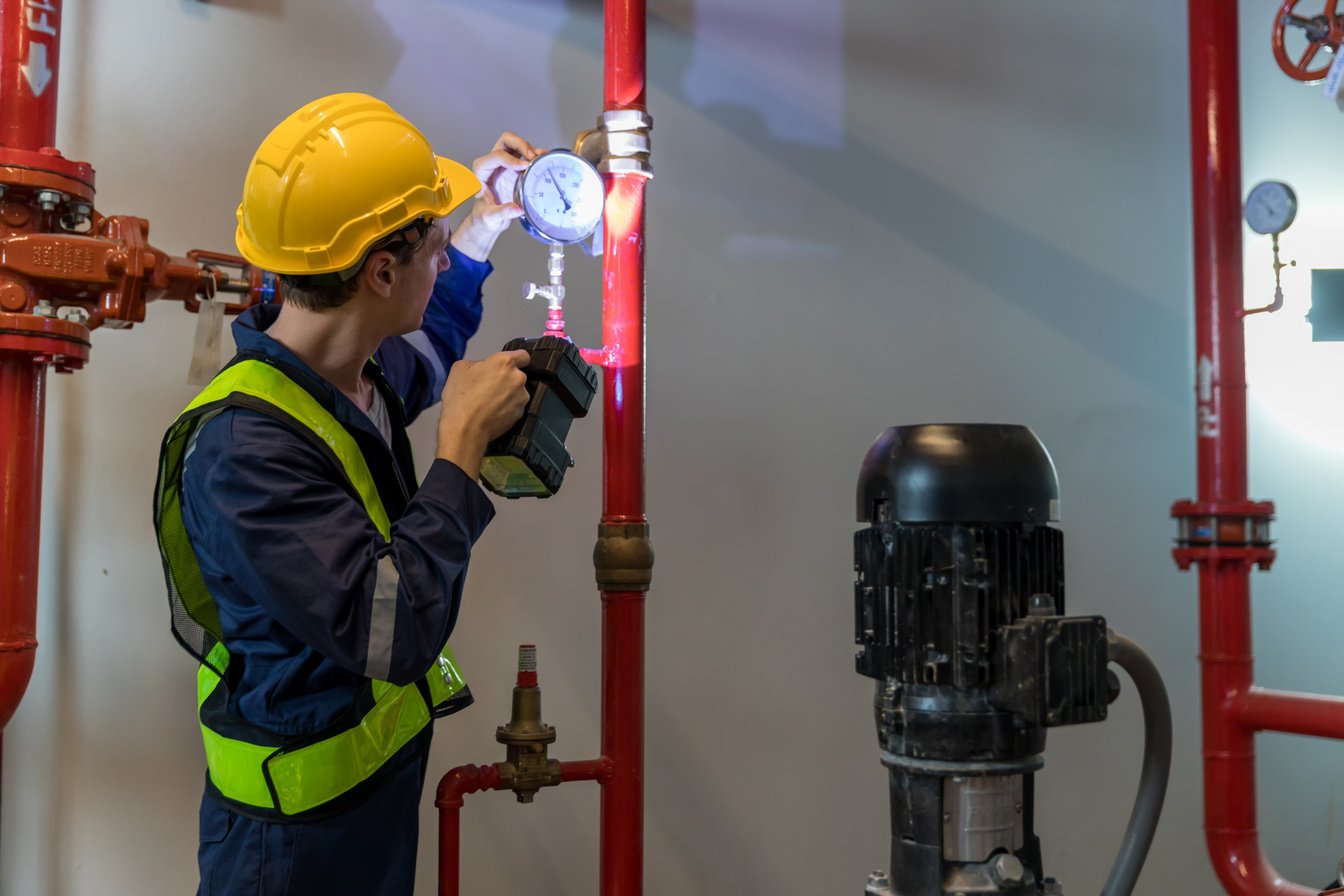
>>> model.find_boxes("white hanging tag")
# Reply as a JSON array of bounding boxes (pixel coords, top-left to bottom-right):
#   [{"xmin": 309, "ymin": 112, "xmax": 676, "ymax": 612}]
[
  {"xmin": 583, "ymin": 216, "xmax": 604, "ymax": 257},
  {"xmin": 187, "ymin": 298, "xmax": 225, "ymax": 385},
  {"xmin": 1323, "ymin": 50, "xmax": 1344, "ymax": 100}
]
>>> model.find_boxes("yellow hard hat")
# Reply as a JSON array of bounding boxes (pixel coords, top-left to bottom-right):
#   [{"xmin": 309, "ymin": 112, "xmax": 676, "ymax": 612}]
[{"xmin": 235, "ymin": 93, "xmax": 481, "ymax": 276}]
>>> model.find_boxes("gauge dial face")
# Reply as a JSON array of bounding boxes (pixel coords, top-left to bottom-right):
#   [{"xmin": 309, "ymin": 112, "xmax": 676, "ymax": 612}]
[
  {"xmin": 515, "ymin": 150, "xmax": 604, "ymax": 245},
  {"xmin": 1245, "ymin": 181, "xmax": 1298, "ymax": 235}
]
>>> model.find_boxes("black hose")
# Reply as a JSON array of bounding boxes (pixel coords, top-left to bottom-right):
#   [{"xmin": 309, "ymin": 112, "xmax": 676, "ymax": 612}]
[{"xmin": 1099, "ymin": 630, "xmax": 1172, "ymax": 896}]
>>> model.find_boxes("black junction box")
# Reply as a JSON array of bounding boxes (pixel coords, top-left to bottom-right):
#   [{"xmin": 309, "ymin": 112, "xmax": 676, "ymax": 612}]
[{"xmin": 1309, "ymin": 268, "xmax": 1344, "ymax": 342}]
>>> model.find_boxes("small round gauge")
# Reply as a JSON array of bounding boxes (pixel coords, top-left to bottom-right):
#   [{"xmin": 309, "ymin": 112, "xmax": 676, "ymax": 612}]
[
  {"xmin": 514, "ymin": 149, "xmax": 604, "ymax": 245},
  {"xmin": 1244, "ymin": 181, "xmax": 1298, "ymax": 235}
]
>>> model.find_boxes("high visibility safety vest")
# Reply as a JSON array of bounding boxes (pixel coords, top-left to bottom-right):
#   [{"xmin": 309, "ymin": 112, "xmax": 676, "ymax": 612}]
[{"xmin": 154, "ymin": 356, "xmax": 472, "ymax": 819}]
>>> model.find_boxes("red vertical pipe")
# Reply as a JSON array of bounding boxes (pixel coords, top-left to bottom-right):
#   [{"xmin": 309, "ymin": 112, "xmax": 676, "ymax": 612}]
[
  {"xmin": 1188, "ymin": 0, "xmax": 1247, "ymax": 502},
  {"xmin": 598, "ymin": 161, "xmax": 648, "ymax": 896},
  {"xmin": 1198, "ymin": 570, "xmax": 1311, "ymax": 896},
  {"xmin": 604, "ymin": 0, "xmax": 646, "ymax": 111},
  {"xmin": 0, "ymin": 0, "xmax": 61, "ymax": 743},
  {"xmin": 1187, "ymin": 1, "xmax": 1313, "ymax": 893},
  {"xmin": 0, "ymin": 355, "xmax": 45, "ymax": 732},
  {"xmin": 440, "ymin": 800, "xmax": 461, "ymax": 894},
  {"xmin": 599, "ymin": 588, "xmax": 644, "ymax": 895},
  {"xmin": 599, "ymin": 177, "xmax": 647, "ymax": 517},
  {"xmin": 0, "ymin": 0, "xmax": 60, "ymax": 150},
  {"xmin": 599, "ymin": 0, "xmax": 647, "ymax": 891}
]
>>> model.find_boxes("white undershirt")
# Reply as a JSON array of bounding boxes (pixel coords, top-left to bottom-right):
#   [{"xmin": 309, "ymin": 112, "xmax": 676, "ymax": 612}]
[{"xmin": 363, "ymin": 386, "xmax": 392, "ymax": 446}]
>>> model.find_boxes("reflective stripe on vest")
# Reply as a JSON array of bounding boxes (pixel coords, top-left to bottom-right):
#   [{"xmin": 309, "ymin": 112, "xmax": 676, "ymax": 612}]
[{"xmin": 156, "ymin": 358, "xmax": 470, "ymax": 816}]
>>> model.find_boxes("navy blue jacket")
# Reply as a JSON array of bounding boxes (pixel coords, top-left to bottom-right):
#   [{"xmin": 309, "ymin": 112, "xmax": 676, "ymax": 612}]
[
  {"xmin": 182, "ymin": 247, "xmax": 497, "ymax": 896},
  {"xmin": 182, "ymin": 246, "xmax": 495, "ymax": 740}
]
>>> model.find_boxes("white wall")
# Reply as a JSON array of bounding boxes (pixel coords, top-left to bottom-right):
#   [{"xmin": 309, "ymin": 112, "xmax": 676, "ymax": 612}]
[{"xmin": 2, "ymin": 0, "xmax": 1341, "ymax": 893}]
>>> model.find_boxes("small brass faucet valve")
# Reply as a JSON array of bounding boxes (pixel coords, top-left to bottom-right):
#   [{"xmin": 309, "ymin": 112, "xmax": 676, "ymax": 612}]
[{"xmin": 495, "ymin": 644, "xmax": 561, "ymax": 803}]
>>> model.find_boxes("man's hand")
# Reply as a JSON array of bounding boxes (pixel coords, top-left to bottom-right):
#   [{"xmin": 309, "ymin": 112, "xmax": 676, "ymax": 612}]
[
  {"xmin": 436, "ymin": 349, "xmax": 531, "ymax": 479},
  {"xmin": 451, "ymin": 132, "xmax": 543, "ymax": 262}
]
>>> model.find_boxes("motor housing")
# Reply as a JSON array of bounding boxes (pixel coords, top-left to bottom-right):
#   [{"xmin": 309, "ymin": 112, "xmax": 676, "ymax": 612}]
[{"xmin": 855, "ymin": 424, "xmax": 1109, "ymax": 896}]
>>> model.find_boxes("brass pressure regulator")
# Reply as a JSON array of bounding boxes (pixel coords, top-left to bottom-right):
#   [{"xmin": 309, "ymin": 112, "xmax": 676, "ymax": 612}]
[{"xmin": 496, "ymin": 644, "xmax": 562, "ymax": 803}]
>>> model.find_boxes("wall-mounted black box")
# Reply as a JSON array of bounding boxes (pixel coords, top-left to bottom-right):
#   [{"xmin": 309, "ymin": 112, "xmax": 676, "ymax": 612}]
[{"xmin": 1309, "ymin": 269, "xmax": 1344, "ymax": 341}]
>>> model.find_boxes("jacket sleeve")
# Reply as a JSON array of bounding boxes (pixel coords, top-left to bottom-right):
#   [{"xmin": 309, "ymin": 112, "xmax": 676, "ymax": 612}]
[
  {"xmin": 375, "ymin": 244, "xmax": 493, "ymax": 424},
  {"xmin": 182, "ymin": 410, "xmax": 496, "ymax": 685}
]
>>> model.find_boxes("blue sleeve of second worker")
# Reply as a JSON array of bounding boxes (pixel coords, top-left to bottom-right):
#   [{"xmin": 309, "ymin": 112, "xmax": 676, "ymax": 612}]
[{"xmin": 376, "ymin": 245, "xmax": 493, "ymax": 424}]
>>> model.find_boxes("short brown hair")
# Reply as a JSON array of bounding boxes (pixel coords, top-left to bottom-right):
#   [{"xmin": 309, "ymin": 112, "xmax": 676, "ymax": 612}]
[{"xmin": 280, "ymin": 217, "xmax": 434, "ymax": 311}]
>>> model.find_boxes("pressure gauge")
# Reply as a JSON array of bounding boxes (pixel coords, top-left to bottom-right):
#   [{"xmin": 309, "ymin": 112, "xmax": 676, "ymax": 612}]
[
  {"xmin": 515, "ymin": 149, "xmax": 604, "ymax": 245},
  {"xmin": 1245, "ymin": 181, "xmax": 1298, "ymax": 235}
]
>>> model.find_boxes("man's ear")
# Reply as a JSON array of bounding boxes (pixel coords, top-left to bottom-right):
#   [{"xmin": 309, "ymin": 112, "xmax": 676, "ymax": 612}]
[{"xmin": 361, "ymin": 251, "xmax": 396, "ymax": 297}]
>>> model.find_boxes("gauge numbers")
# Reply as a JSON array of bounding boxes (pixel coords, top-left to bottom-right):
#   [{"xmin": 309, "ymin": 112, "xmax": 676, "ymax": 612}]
[{"xmin": 516, "ymin": 149, "xmax": 604, "ymax": 245}]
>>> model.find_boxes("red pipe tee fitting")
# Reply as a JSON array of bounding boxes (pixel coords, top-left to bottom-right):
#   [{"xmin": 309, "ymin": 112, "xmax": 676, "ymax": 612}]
[{"xmin": 1181, "ymin": 1, "xmax": 1344, "ymax": 893}]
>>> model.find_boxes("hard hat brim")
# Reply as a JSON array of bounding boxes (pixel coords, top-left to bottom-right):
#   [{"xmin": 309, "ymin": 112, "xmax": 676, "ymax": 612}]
[{"xmin": 436, "ymin": 155, "xmax": 483, "ymax": 220}]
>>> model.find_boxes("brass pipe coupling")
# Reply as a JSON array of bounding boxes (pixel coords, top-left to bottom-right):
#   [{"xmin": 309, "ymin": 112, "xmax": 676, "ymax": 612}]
[
  {"xmin": 495, "ymin": 645, "xmax": 561, "ymax": 803},
  {"xmin": 573, "ymin": 109, "xmax": 653, "ymax": 178},
  {"xmin": 594, "ymin": 522, "xmax": 653, "ymax": 591}
]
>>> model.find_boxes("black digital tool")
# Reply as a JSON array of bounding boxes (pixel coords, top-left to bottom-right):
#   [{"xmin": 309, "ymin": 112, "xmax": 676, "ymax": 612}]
[{"xmin": 479, "ymin": 335, "xmax": 598, "ymax": 498}]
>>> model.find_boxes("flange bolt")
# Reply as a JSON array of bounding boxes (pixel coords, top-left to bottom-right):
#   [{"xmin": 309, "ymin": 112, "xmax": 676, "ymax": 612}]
[
  {"xmin": 36, "ymin": 190, "xmax": 63, "ymax": 213},
  {"xmin": 990, "ymin": 852, "xmax": 1025, "ymax": 885},
  {"xmin": 865, "ymin": 870, "xmax": 891, "ymax": 894}
]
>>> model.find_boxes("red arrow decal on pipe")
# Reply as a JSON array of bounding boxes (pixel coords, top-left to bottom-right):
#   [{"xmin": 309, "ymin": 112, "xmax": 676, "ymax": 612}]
[{"xmin": 20, "ymin": 42, "xmax": 50, "ymax": 97}]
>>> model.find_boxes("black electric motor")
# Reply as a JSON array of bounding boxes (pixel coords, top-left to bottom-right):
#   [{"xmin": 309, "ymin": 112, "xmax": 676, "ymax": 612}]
[{"xmin": 854, "ymin": 424, "xmax": 1111, "ymax": 896}]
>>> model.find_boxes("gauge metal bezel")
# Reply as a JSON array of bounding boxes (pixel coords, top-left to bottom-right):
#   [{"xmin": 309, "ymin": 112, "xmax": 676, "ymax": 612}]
[{"xmin": 514, "ymin": 149, "xmax": 605, "ymax": 245}]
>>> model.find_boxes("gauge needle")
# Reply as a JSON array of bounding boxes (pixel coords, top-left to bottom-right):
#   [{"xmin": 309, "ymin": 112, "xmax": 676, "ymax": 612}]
[{"xmin": 547, "ymin": 171, "xmax": 573, "ymax": 212}]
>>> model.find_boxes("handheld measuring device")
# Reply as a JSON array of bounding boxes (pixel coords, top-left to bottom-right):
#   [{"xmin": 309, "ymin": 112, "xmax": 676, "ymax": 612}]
[
  {"xmin": 479, "ymin": 335, "xmax": 599, "ymax": 498},
  {"xmin": 480, "ymin": 150, "xmax": 605, "ymax": 498}
]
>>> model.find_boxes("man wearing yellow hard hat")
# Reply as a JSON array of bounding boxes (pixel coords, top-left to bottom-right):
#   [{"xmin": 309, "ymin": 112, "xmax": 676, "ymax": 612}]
[{"xmin": 154, "ymin": 93, "xmax": 540, "ymax": 895}]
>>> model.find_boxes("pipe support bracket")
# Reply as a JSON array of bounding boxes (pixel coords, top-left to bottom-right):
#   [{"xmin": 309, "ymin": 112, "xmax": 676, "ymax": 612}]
[{"xmin": 594, "ymin": 522, "xmax": 653, "ymax": 591}]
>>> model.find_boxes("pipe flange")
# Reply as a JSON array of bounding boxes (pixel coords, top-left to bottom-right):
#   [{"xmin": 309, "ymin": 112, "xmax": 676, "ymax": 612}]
[
  {"xmin": 0, "ymin": 147, "xmax": 96, "ymax": 191},
  {"xmin": 0, "ymin": 311, "xmax": 90, "ymax": 370},
  {"xmin": 878, "ymin": 750, "xmax": 1044, "ymax": 778},
  {"xmin": 496, "ymin": 725, "xmax": 556, "ymax": 745},
  {"xmin": 594, "ymin": 522, "xmax": 654, "ymax": 591},
  {"xmin": 0, "ymin": 165, "xmax": 93, "ymax": 205}
]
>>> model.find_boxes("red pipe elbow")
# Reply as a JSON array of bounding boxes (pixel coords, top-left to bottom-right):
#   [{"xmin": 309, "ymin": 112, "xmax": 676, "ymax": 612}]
[
  {"xmin": 1206, "ymin": 830, "xmax": 1316, "ymax": 896},
  {"xmin": 0, "ymin": 651, "xmax": 36, "ymax": 731},
  {"xmin": 434, "ymin": 762, "xmax": 502, "ymax": 809}
]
